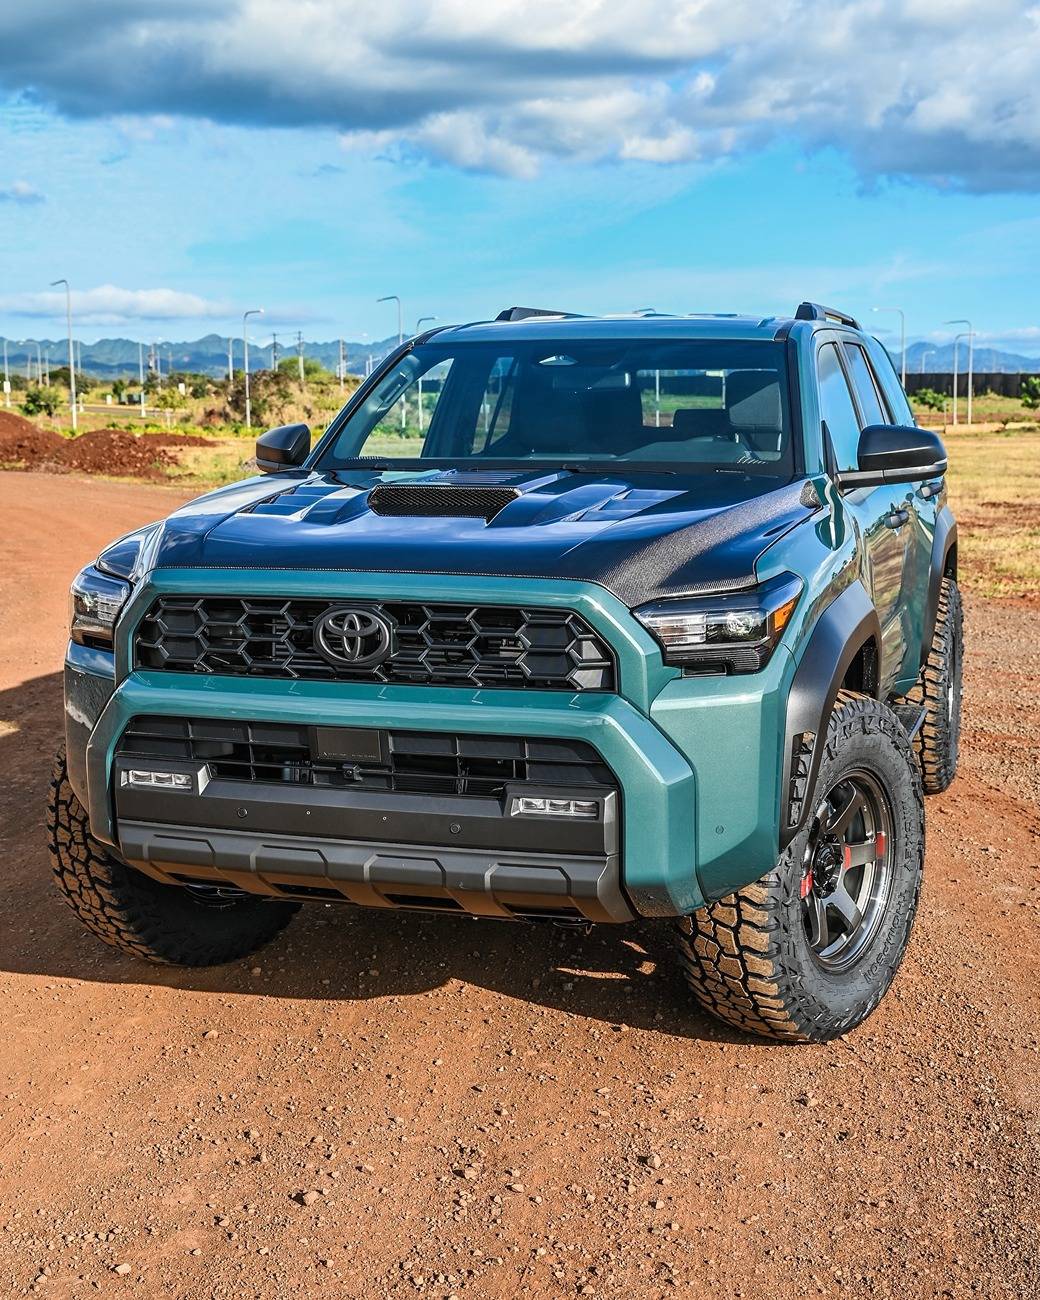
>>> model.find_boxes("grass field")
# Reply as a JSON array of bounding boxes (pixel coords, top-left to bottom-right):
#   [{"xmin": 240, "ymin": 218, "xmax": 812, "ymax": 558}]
[{"xmin": 941, "ymin": 426, "xmax": 1040, "ymax": 599}]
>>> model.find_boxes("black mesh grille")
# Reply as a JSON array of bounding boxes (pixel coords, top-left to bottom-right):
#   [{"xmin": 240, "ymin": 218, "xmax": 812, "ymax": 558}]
[
  {"xmin": 368, "ymin": 484, "xmax": 519, "ymax": 520},
  {"xmin": 134, "ymin": 598, "xmax": 615, "ymax": 691},
  {"xmin": 116, "ymin": 717, "xmax": 616, "ymax": 800}
]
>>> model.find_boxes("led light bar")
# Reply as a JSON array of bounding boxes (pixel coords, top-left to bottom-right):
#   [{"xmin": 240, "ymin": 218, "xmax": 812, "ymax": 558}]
[
  {"xmin": 511, "ymin": 796, "xmax": 599, "ymax": 819},
  {"xmin": 120, "ymin": 769, "xmax": 193, "ymax": 791}
]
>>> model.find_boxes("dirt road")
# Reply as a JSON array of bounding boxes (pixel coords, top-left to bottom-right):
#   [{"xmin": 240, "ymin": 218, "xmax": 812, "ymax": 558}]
[{"xmin": 1, "ymin": 472, "xmax": 1037, "ymax": 1299}]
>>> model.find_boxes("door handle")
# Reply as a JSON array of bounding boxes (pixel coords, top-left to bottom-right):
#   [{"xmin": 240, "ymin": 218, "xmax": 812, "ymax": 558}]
[
  {"xmin": 918, "ymin": 478, "xmax": 945, "ymax": 500},
  {"xmin": 883, "ymin": 509, "xmax": 910, "ymax": 529}
]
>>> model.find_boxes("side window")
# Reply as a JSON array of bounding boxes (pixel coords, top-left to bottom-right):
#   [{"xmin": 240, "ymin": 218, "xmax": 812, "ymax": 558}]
[
  {"xmin": 816, "ymin": 343, "xmax": 861, "ymax": 471},
  {"xmin": 865, "ymin": 337, "xmax": 915, "ymax": 425},
  {"xmin": 844, "ymin": 343, "xmax": 890, "ymax": 427}
]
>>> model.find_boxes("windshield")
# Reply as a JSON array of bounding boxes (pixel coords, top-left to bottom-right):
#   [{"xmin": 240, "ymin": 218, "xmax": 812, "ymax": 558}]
[{"xmin": 316, "ymin": 338, "xmax": 794, "ymax": 476}]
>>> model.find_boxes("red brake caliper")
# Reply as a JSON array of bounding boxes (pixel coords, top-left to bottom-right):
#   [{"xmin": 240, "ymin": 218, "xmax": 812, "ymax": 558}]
[{"xmin": 800, "ymin": 867, "xmax": 814, "ymax": 899}]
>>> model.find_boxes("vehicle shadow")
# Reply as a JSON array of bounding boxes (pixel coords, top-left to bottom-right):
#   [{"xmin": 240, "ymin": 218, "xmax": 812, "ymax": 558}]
[{"xmin": 0, "ymin": 671, "xmax": 746, "ymax": 1044}]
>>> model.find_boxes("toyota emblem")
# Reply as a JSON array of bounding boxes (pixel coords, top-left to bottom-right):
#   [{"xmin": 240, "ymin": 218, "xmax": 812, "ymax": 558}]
[{"xmin": 314, "ymin": 607, "xmax": 393, "ymax": 667}]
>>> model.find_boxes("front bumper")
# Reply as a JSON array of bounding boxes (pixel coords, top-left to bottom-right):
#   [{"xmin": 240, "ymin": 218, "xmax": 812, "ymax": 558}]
[{"xmin": 65, "ymin": 569, "xmax": 794, "ymax": 920}]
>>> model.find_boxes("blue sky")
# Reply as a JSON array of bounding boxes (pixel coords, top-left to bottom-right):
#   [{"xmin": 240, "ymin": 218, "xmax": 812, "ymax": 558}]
[{"xmin": 1, "ymin": 1, "xmax": 1038, "ymax": 354}]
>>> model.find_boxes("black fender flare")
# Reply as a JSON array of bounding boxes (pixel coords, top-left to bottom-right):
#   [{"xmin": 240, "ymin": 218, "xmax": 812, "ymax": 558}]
[
  {"xmin": 779, "ymin": 580, "xmax": 882, "ymax": 849},
  {"xmin": 919, "ymin": 509, "xmax": 957, "ymax": 668}
]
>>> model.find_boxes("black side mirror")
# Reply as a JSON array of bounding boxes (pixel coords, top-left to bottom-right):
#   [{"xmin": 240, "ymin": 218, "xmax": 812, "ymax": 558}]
[
  {"xmin": 835, "ymin": 424, "xmax": 947, "ymax": 490},
  {"xmin": 255, "ymin": 423, "xmax": 310, "ymax": 473}
]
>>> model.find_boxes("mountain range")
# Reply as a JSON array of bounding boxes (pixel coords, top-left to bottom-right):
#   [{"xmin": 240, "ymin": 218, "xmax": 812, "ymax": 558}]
[
  {"xmin": 0, "ymin": 333, "xmax": 1037, "ymax": 379},
  {"xmin": 0, "ymin": 334, "xmax": 401, "ymax": 379}
]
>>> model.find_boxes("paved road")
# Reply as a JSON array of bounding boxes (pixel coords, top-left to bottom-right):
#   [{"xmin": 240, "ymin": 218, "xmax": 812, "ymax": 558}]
[{"xmin": 0, "ymin": 471, "xmax": 1037, "ymax": 1299}]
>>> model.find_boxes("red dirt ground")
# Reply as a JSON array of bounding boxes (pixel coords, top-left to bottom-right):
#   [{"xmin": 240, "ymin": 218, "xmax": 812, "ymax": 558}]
[{"xmin": 0, "ymin": 472, "xmax": 1037, "ymax": 1299}]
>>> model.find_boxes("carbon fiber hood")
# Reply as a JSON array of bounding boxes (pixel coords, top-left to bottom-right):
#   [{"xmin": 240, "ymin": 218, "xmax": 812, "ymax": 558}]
[{"xmin": 152, "ymin": 467, "xmax": 809, "ymax": 605}]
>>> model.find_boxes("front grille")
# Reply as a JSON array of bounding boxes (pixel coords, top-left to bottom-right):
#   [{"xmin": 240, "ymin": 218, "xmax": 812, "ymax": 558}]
[
  {"xmin": 116, "ymin": 717, "xmax": 617, "ymax": 801},
  {"xmin": 368, "ymin": 484, "xmax": 519, "ymax": 520},
  {"xmin": 134, "ymin": 598, "xmax": 615, "ymax": 691}
]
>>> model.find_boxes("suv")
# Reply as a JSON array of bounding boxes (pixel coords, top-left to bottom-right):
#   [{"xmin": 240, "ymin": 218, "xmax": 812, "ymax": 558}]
[{"xmin": 49, "ymin": 303, "xmax": 961, "ymax": 1042}]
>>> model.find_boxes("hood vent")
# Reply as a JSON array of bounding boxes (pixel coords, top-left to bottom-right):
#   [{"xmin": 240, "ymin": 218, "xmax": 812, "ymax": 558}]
[{"xmin": 368, "ymin": 483, "xmax": 520, "ymax": 521}]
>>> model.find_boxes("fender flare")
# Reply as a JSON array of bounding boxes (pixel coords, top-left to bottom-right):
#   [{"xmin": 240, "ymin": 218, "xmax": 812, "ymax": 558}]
[
  {"xmin": 920, "ymin": 510, "xmax": 957, "ymax": 668},
  {"xmin": 779, "ymin": 580, "xmax": 882, "ymax": 849}
]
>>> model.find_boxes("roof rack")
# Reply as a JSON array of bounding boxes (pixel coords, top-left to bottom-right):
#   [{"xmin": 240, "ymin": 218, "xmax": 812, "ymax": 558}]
[
  {"xmin": 495, "ymin": 306, "xmax": 581, "ymax": 322},
  {"xmin": 794, "ymin": 301, "xmax": 860, "ymax": 329}
]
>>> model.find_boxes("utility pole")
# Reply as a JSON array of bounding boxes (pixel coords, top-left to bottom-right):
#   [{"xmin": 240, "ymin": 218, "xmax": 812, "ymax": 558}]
[
  {"xmin": 271, "ymin": 332, "xmax": 278, "ymax": 370},
  {"xmin": 43, "ymin": 349, "xmax": 50, "ymax": 385},
  {"xmin": 243, "ymin": 307, "xmax": 264, "ymax": 429},
  {"xmin": 872, "ymin": 307, "xmax": 907, "ymax": 388},
  {"xmin": 50, "ymin": 279, "xmax": 77, "ymax": 431},
  {"xmin": 227, "ymin": 336, "xmax": 233, "ymax": 382},
  {"xmin": 338, "ymin": 338, "xmax": 346, "ymax": 391},
  {"xmin": 139, "ymin": 342, "xmax": 147, "ymax": 419},
  {"xmin": 945, "ymin": 318, "xmax": 974, "ymax": 426},
  {"xmin": 2, "ymin": 338, "xmax": 9, "ymax": 407},
  {"xmin": 296, "ymin": 331, "xmax": 305, "ymax": 383}
]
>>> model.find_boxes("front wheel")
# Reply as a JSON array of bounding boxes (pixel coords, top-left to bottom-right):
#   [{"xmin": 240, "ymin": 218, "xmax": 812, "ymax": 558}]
[
  {"xmin": 48, "ymin": 749, "xmax": 299, "ymax": 966},
  {"xmin": 677, "ymin": 692, "xmax": 925, "ymax": 1042}
]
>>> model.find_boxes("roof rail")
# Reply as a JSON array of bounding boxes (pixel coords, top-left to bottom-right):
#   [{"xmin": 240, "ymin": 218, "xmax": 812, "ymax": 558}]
[
  {"xmin": 794, "ymin": 301, "xmax": 860, "ymax": 329},
  {"xmin": 495, "ymin": 306, "xmax": 581, "ymax": 322}
]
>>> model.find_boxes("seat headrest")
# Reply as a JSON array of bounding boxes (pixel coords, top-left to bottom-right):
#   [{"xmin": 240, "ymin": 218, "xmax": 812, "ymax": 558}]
[
  {"xmin": 671, "ymin": 408, "xmax": 731, "ymax": 439},
  {"xmin": 726, "ymin": 371, "xmax": 782, "ymax": 433}
]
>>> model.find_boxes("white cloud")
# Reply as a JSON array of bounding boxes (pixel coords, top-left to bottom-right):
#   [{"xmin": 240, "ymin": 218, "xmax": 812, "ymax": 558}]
[
  {"xmin": 0, "ymin": 1, "xmax": 1038, "ymax": 189},
  {"xmin": 0, "ymin": 178, "xmax": 44, "ymax": 204},
  {"xmin": 0, "ymin": 285, "xmax": 231, "ymax": 325}
]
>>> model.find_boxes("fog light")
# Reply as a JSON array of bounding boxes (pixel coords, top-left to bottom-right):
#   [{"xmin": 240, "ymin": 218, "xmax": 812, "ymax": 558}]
[
  {"xmin": 121, "ymin": 769, "xmax": 193, "ymax": 790},
  {"xmin": 511, "ymin": 796, "xmax": 598, "ymax": 818}
]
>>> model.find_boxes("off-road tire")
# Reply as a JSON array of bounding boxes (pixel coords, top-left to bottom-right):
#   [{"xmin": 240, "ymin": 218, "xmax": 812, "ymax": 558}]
[
  {"xmin": 904, "ymin": 576, "xmax": 963, "ymax": 794},
  {"xmin": 677, "ymin": 692, "xmax": 924, "ymax": 1043},
  {"xmin": 48, "ymin": 748, "xmax": 299, "ymax": 965}
]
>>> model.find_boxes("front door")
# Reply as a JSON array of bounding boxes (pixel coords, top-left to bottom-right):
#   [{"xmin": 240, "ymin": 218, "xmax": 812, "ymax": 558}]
[{"xmin": 816, "ymin": 340, "xmax": 908, "ymax": 692}]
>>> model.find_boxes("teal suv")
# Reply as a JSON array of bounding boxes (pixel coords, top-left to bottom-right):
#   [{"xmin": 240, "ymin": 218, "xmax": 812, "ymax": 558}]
[{"xmin": 49, "ymin": 302, "xmax": 961, "ymax": 1041}]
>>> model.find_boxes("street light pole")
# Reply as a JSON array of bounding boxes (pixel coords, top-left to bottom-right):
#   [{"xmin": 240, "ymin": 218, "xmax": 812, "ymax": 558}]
[
  {"xmin": 414, "ymin": 317, "xmax": 437, "ymax": 431},
  {"xmin": 50, "ymin": 279, "xmax": 77, "ymax": 430},
  {"xmin": 945, "ymin": 319, "xmax": 974, "ymax": 426},
  {"xmin": 951, "ymin": 333, "xmax": 968, "ymax": 426},
  {"xmin": 377, "ymin": 295, "xmax": 403, "ymax": 346},
  {"xmin": 921, "ymin": 349, "xmax": 934, "ymax": 374},
  {"xmin": 242, "ymin": 307, "xmax": 264, "ymax": 429},
  {"xmin": 2, "ymin": 337, "xmax": 9, "ymax": 407},
  {"xmin": 871, "ymin": 307, "xmax": 906, "ymax": 388}
]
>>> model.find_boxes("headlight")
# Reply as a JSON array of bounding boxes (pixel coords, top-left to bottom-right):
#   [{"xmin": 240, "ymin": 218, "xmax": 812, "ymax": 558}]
[
  {"xmin": 70, "ymin": 566, "xmax": 131, "ymax": 649},
  {"xmin": 71, "ymin": 523, "xmax": 162, "ymax": 649},
  {"xmin": 634, "ymin": 574, "xmax": 802, "ymax": 674}
]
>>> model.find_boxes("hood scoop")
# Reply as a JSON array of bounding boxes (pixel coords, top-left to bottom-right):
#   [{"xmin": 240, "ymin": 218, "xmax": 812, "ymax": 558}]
[{"xmin": 368, "ymin": 483, "xmax": 520, "ymax": 521}]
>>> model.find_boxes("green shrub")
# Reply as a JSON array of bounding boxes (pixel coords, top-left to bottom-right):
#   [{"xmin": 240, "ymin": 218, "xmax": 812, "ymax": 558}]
[
  {"xmin": 913, "ymin": 387, "xmax": 946, "ymax": 411},
  {"xmin": 1021, "ymin": 376, "xmax": 1040, "ymax": 409}
]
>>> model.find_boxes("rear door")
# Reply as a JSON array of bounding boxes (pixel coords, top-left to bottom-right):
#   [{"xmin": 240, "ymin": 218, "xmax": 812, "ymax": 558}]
[{"xmin": 815, "ymin": 340, "xmax": 907, "ymax": 688}]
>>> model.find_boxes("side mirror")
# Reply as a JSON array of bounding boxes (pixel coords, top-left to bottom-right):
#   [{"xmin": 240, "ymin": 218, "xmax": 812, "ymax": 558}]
[
  {"xmin": 255, "ymin": 423, "xmax": 310, "ymax": 473},
  {"xmin": 835, "ymin": 424, "xmax": 947, "ymax": 490}
]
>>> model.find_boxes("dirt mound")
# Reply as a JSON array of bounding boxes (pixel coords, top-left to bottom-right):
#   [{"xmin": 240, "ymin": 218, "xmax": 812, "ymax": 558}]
[
  {"xmin": 0, "ymin": 412, "xmax": 66, "ymax": 465},
  {"xmin": 58, "ymin": 429, "xmax": 175, "ymax": 478},
  {"xmin": 0, "ymin": 419, "xmax": 181, "ymax": 479}
]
